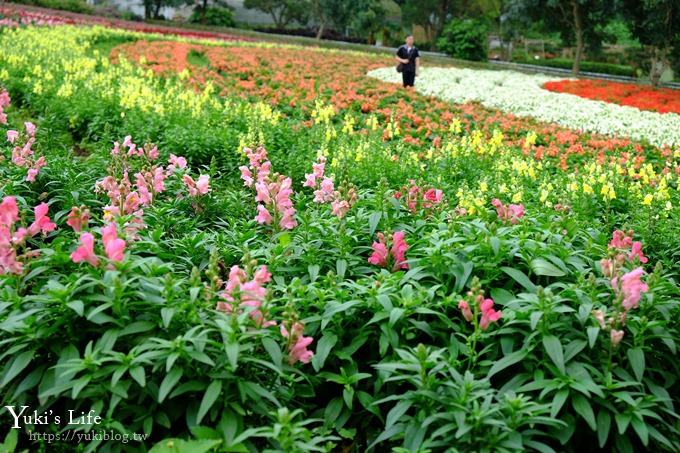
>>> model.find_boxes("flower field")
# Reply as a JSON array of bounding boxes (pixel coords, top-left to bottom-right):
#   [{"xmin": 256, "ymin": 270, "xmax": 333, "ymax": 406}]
[
  {"xmin": 369, "ymin": 67, "xmax": 680, "ymax": 148},
  {"xmin": 0, "ymin": 22, "xmax": 679, "ymax": 452},
  {"xmin": 543, "ymin": 79, "xmax": 680, "ymax": 115}
]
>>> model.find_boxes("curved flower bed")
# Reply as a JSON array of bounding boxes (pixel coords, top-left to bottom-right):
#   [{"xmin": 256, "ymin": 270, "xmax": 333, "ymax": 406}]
[
  {"xmin": 543, "ymin": 79, "xmax": 680, "ymax": 115},
  {"xmin": 368, "ymin": 67, "xmax": 680, "ymax": 147}
]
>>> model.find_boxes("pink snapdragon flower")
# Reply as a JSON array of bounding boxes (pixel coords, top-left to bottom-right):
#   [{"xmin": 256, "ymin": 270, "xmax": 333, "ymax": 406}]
[
  {"xmin": 6, "ymin": 130, "xmax": 18, "ymax": 144},
  {"xmin": 70, "ymin": 232, "xmax": 99, "ymax": 266},
  {"xmin": 182, "ymin": 174, "xmax": 211, "ymax": 197},
  {"xmin": 396, "ymin": 180, "xmax": 444, "ymax": 213},
  {"xmin": 101, "ymin": 223, "xmax": 126, "ymax": 262},
  {"xmin": 0, "ymin": 196, "xmax": 19, "ymax": 226},
  {"xmin": 458, "ymin": 300, "xmax": 473, "ymax": 322},
  {"xmin": 458, "ymin": 283, "xmax": 502, "ymax": 331},
  {"xmin": 27, "ymin": 203, "xmax": 56, "ymax": 236},
  {"xmin": 479, "ymin": 298, "xmax": 502, "ymax": 330},
  {"xmin": 217, "ymin": 264, "xmax": 275, "ymax": 328},
  {"xmin": 368, "ymin": 233, "xmax": 389, "ymax": 267},
  {"xmin": 492, "ymin": 198, "xmax": 525, "ymax": 224},
  {"xmin": 612, "ymin": 267, "xmax": 648, "ymax": 311},
  {"xmin": 0, "ymin": 197, "xmax": 57, "ymax": 275},
  {"xmin": 304, "ymin": 156, "xmax": 356, "ymax": 219},
  {"xmin": 368, "ymin": 231, "xmax": 409, "ymax": 271},
  {"xmin": 281, "ymin": 322, "xmax": 314, "ymax": 365},
  {"xmin": 0, "ymin": 89, "xmax": 9, "ymax": 125}
]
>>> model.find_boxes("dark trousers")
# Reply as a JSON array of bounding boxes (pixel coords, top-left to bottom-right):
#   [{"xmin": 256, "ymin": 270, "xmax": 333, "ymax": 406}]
[{"xmin": 402, "ymin": 71, "xmax": 415, "ymax": 87}]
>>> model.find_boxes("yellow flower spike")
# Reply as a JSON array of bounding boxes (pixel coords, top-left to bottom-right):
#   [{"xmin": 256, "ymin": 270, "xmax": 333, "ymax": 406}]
[{"xmin": 643, "ymin": 194, "xmax": 654, "ymax": 206}]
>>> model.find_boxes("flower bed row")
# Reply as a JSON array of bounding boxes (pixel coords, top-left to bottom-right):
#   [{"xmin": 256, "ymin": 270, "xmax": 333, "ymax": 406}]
[
  {"xmin": 368, "ymin": 66, "xmax": 680, "ymax": 148},
  {"xmin": 543, "ymin": 79, "xmax": 680, "ymax": 115},
  {"xmin": 0, "ymin": 3, "xmax": 252, "ymax": 42}
]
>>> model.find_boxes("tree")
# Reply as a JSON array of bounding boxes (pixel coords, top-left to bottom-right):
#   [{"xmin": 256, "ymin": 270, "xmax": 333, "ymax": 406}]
[
  {"xmin": 141, "ymin": 0, "xmax": 184, "ymax": 19},
  {"xmin": 243, "ymin": 0, "xmax": 308, "ymax": 28},
  {"xmin": 505, "ymin": 0, "xmax": 615, "ymax": 75},
  {"xmin": 350, "ymin": 0, "xmax": 387, "ymax": 44},
  {"xmin": 621, "ymin": 0, "xmax": 680, "ymax": 86},
  {"xmin": 395, "ymin": 0, "xmax": 457, "ymax": 44},
  {"xmin": 307, "ymin": 0, "xmax": 382, "ymax": 40}
]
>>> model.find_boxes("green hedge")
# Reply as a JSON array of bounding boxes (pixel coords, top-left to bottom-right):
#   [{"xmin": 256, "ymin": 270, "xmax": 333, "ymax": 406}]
[
  {"xmin": 514, "ymin": 57, "xmax": 635, "ymax": 77},
  {"xmin": 8, "ymin": 0, "xmax": 94, "ymax": 15}
]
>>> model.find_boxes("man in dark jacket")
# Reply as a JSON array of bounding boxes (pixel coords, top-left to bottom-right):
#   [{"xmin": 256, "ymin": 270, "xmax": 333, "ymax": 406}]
[{"xmin": 395, "ymin": 35, "xmax": 420, "ymax": 87}]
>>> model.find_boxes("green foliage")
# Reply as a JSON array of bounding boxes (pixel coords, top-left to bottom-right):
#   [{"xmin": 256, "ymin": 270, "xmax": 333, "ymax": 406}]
[
  {"xmin": 513, "ymin": 56, "xmax": 636, "ymax": 77},
  {"xmin": 437, "ymin": 18, "xmax": 488, "ymax": 62},
  {"xmin": 8, "ymin": 0, "xmax": 94, "ymax": 14},
  {"xmin": 188, "ymin": 6, "xmax": 235, "ymax": 27},
  {"xmin": 243, "ymin": 0, "xmax": 308, "ymax": 28}
]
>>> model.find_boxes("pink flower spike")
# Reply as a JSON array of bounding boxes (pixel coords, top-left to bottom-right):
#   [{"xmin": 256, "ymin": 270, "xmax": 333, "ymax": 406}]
[
  {"xmin": 27, "ymin": 203, "xmax": 56, "ymax": 236},
  {"xmin": 629, "ymin": 242, "xmax": 648, "ymax": 264},
  {"xmin": 70, "ymin": 232, "xmax": 99, "ymax": 266},
  {"xmin": 66, "ymin": 206, "xmax": 90, "ymax": 232},
  {"xmin": 610, "ymin": 329, "xmax": 624, "ymax": 346},
  {"xmin": 368, "ymin": 241, "xmax": 388, "ymax": 267},
  {"xmin": 390, "ymin": 231, "xmax": 409, "ymax": 270},
  {"xmin": 303, "ymin": 173, "xmax": 316, "ymax": 187},
  {"xmin": 617, "ymin": 267, "xmax": 648, "ymax": 311},
  {"xmin": 255, "ymin": 205, "xmax": 273, "ymax": 225},
  {"xmin": 0, "ymin": 197, "xmax": 19, "ymax": 227},
  {"xmin": 196, "ymin": 175, "xmax": 210, "ymax": 195},
  {"xmin": 458, "ymin": 300, "xmax": 473, "ymax": 322},
  {"xmin": 6, "ymin": 130, "xmax": 18, "ymax": 144},
  {"xmin": 479, "ymin": 298, "xmax": 501, "ymax": 330},
  {"xmin": 254, "ymin": 265, "xmax": 272, "ymax": 284},
  {"xmin": 101, "ymin": 223, "xmax": 126, "ymax": 262},
  {"xmin": 240, "ymin": 165, "xmax": 254, "ymax": 186},
  {"xmin": 24, "ymin": 122, "xmax": 36, "ymax": 137}
]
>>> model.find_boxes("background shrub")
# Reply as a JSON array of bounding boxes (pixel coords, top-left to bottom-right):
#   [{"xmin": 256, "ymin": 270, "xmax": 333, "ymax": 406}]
[{"xmin": 437, "ymin": 18, "xmax": 488, "ymax": 62}]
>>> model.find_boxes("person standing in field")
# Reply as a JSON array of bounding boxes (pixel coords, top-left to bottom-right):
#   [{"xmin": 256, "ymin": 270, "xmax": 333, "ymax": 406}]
[{"xmin": 396, "ymin": 35, "xmax": 420, "ymax": 88}]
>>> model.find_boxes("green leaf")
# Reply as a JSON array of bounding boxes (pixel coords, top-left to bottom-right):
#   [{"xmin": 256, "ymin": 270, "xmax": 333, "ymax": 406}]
[
  {"xmin": 631, "ymin": 416, "xmax": 648, "ymax": 446},
  {"xmin": 67, "ymin": 300, "xmax": 84, "ymax": 316},
  {"xmin": 386, "ymin": 401, "xmax": 411, "ymax": 429},
  {"xmin": 71, "ymin": 375, "xmax": 91, "ymax": 399},
  {"xmin": 1, "ymin": 428, "xmax": 18, "ymax": 452},
  {"xmin": 312, "ymin": 333, "xmax": 337, "ymax": 372},
  {"xmin": 597, "ymin": 410, "xmax": 611, "ymax": 448},
  {"xmin": 149, "ymin": 438, "xmax": 222, "ymax": 453},
  {"xmin": 531, "ymin": 258, "xmax": 566, "ymax": 277},
  {"xmin": 543, "ymin": 336, "xmax": 565, "ymax": 374},
  {"xmin": 550, "ymin": 388, "xmax": 569, "ymax": 417},
  {"xmin": 161, "ymin": 308, "xmax": 176, "ymax": 329},
  {"xmin": 587, "ymin": 327, "xmax": 599, "ymax": 348},
  {"xmin": 261, "ymin": 337, "xmax": 282, "ymax": 368},
  {"xmin": 225, "ymin": 341, "xmax": 239, "ymax": 371},
  {"xmin": 487, "ymin": 349, "xmax": 527, "ymax": 378},
  {"xmin": 308, "ymin": 264, "xmax": 320, "ymax": 282},
  {"xmin": 501, "ymin": 267, "xmax": 536, "ymax": 292},
  {"xmin": 1, "ymin": 350, "xmax": 35, "ymax": 387},
  {"xmin": 158, "ymin": 368, "xmax": 183, "ymax": 403},
  {"xmin": 627, "ymin": 348, "xmax": 645, "ymax": 381},
  {"xmin": 368, "ymin": 211, "xmax": 382, "ymax": 236},
  {"xmin": 336, "ymin": 259, "xmax": 347, "ymax": 278},
  {"xmin": 196, "ymin": 381, "xmax": 222, "ymax": 425},
  {"xmin": 130, "ymin": 366, "xmax": 146, "ymax": 387},
  {"xmin": 572, "ymin": 393, "xmax": 596, "ymax": 431}
]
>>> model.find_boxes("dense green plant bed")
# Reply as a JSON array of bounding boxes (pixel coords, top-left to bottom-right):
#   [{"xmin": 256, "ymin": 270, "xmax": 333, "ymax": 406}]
[
  {"xmin": 0, "ymin": 25, "xmax": 679, "ymax": 452},
  {"xmin": 513, "ymin": 57, "xmax": 636, "ymax": 77}
]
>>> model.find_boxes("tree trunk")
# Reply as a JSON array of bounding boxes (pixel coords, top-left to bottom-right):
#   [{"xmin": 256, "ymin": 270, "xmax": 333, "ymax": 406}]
[
  {"xmin": 200, "ymin": 0, "xmax": 208, "ymax": 24},
  {"xmin": 649, "ymin": 46, "xmax": 668, "ymax": 87},
  {"xmin": 315, "ymin": 21, "xmax": 325, "ymax": 39},
  {"xmin": 144, "ymin": 0, "xmax": 152, "ymax": 20},
  {"xmin": 153, "ymin": 0, "xmax": 162, "ymax": 19},
  {"xmin": 571, "ymin": 0, "xmax": 584, "ymax": 76}
]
